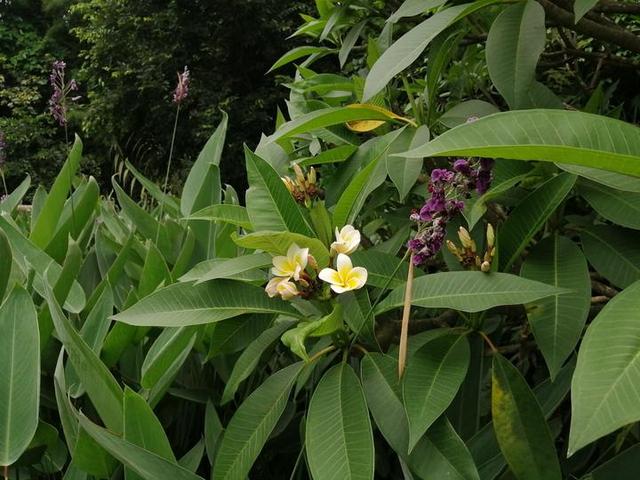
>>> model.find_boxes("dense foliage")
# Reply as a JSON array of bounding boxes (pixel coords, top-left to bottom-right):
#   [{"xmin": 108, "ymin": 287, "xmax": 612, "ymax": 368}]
[{"xmin": 2, "ymin": 1, "xmax": 640, "ymax": 479}]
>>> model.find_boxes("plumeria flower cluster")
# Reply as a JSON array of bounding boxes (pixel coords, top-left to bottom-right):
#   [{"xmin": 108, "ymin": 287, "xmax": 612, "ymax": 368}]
[
  {"xmin": 282, "ymin": 164, "xmax": 322, "ymax": 207},
  {"xmin": 264, "ymin": 226, "xmax": 368, "ymax": 300},
  {"xmin": 447, "ymin": 224, "xmax": 496, "ymax": 272},
  {"xmin": 49, "ymin": 60, "xmax": 80, "ymax": 127},
  {"xmin": 408, "ymin": 157, "xmax": 494, "ymax": 266}
]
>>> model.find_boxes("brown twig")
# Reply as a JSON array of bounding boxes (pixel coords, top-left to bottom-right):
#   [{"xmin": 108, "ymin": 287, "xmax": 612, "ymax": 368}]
[
  {"xmin": 591, "ymin": 295, "xmax": 610, "ymax": 304},
  {"xmin": 538, "ymin": 0, "xmax": 640, "ymax": 54},
  {"xmin": 591, "ymin": 279, "xmax": 619, "ymax": 298},
  {"xmin": 596, "ymin": 1, "xmax": 640, "ymax": 14},
  {"xmin": 479, "ymin": 330, "xmax": 498, "ymax": 354},
  {"xmin": 398, "ymin": 254, "xmax": 415, "ymax": 379}
]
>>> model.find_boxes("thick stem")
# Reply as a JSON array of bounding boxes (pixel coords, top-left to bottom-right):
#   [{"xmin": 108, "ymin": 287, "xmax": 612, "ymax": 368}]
[
  {"xmin": 398, "ymin": 254, "xmax": 415, "ymax": 379},
  {"xmin": 3, "ymin": 465, "xmax": 8, "ymax": 480}
]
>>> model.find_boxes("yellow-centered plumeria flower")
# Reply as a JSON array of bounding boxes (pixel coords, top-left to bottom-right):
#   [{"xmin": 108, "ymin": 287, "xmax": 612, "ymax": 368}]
[
  {"xmin": 319, "ymin": 253, "xmax": 368, "ymax": 294},
  {"xmin": 265, "ymin": 276, "xmax": 300, "ymax": 300},
  {"xmin": 271, "ymin": 243, "xmax": 309, "ymax": 281},
  {"xmin": 331, "ymin": 225, "xmax": 361, "ymax": 255}
]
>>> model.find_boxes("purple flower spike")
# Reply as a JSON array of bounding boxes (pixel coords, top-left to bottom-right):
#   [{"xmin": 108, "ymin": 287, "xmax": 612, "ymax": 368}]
[
  {"xmin": 49, "ymin": 60, "xmax": 79, "ymax": 126},
  {"xmin": 453, "ymin": 159, "xmax": 471, "ymax": 176},
  {"xmin": 173, "ymin": 66, "xmax": 190, "ymax": 104}
]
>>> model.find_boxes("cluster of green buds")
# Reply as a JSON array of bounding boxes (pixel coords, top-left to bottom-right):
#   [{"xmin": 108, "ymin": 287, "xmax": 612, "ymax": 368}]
[
  {"xmin": 447, "ymin": 224, "xmax": 495, "ymax": 273},
  {"xmin": 282, "ymin": 164, "xmax": 323, "ymax": 207}
]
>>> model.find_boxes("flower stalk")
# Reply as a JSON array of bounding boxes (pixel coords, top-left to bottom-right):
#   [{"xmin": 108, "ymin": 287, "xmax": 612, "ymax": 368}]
[{"xmin": 398, "ymin": 253, "xmax": 415, "ymax": 379}]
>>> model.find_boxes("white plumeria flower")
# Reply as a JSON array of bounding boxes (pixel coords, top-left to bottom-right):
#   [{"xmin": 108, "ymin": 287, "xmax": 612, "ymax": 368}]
[
  {"xmin": 271, "ymin": 243, "xmax": 309, "ymax": 281},
  {"xmin": 264, "ymin": 276, "xmax": 299, "ymax": 300},
  {"xmin": 331, "ymin": 225, "xmax": 361, "ymax": 255},
  {"xmin": 319, "ymin": 253, "xmax": 368, "ymax": 294}
]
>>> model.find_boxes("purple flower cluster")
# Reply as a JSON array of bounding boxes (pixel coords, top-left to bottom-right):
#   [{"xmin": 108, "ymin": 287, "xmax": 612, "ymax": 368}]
[
  {"xmin": 49, "ymin": 61, "xmax": 80, "ymax": 126},
  {"xmin": 408, "ymin": 158, "xmax": 494, "ymax": 266},
  {"xmin": 0, "ymin": 131, "xmax": 6, "ymax": 166},
  {"xmin": 173, "ymin": 66, "xmax": 190, "ymax": 104}
]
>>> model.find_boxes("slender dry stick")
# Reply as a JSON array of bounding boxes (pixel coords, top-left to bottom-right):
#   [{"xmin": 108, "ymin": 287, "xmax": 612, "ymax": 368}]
[
  {"xmin": 155, "ymin": 104, "xmax": 181, "ymax": 244},
  {"xmin": 3, "ymin": 465, "xmax": 8, "ymax": 480},
  {"xmin": 479, "ymin": 330, "xmax": 498, "ymax": 353},
  {"xmin": 398, "ymin": 254, "xmax": 415, "ymax": 379}
]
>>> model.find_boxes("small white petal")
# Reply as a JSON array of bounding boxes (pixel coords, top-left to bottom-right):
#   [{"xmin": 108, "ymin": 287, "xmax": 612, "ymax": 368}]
[
  {"xmin": 336, "ymin": 253, "xmax": 353, "ymax": 274},
  {"xmin": 318, "ymin": 268, "xmax": 341, "ymax": 285}
]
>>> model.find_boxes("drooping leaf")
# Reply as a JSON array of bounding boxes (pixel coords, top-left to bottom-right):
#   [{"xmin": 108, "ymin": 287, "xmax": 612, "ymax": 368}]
[
  {"xmin": 30, "ymin": 135, "xmax": 82, "ymax": 248},
  {"xmin": 232, "ymin": 231, "xmax": 330, "ymax": 268},
  {"xmin": 569, "ymin": 280, "xmax": 640, "ymax": 455},
  {"xmin": 403, "ymin": 333, "xmax": 470, "ymax": 452},
  {"xmin": 498, "ymin": 172, "xmax": 576, "ymax": 270},
  {"xmin": 400, "ymin": 110, "xmax": 640, "ymax": 177},
  {"xmin": 520, "ymin": 235, "xmax": 590, "ymax": 379},
  {"xmin": 491, "ymin": 353, "xmax": 561, "ymax": 480},
  {"xmin": 579, "ymin": 179, "xmax": 640, "ymax": 230},
  {"xmin": 580, "ymin": 226, "xmax": 640, "ymax": 289},
  {"xmin": 0, "ymin": 287, "xmax": 39, "ymax": 466},
  {"xmin": 245, "ymin": 147, "xmax": 315, "ymax": 236},
  {"xmin": 268, "ymin": 46, "xmax": 333, "ymax": 72},
  {"xmin": 306, "ymin": 363, "xmax": 374, "ymax": 480},
  {"xmin": 112, "ymin": 280, "xmax": 300, "ymax": 327},
  {"xmin": 376, "ymin": 271, "xmax": 565, "ymax": 314},
  {"xmin": 213, "ymin": 363, "xmax": 303, "ymax": 480},
  {"xmin": 485, "ymin": 1, "xmax": 549, "ymax": 109},
  {"xmin": 221, "ymin": 319, "xmax": 295, "ymax": 404},
  {"xmin": 281, "ymin": 305, "xmax": 342, "ymax": 360},
  {"xmin": 79, "ymin": 416, "xmax": 202, "ymax": 480}
]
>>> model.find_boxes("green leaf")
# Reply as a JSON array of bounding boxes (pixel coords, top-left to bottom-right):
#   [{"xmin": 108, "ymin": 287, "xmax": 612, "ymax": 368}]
[
  {"xmin": 400, "ymin": 110, "xmax": 640, "ymax": 177},
  {"xmin": 232, "ymin": 231, "xmax": 330, "ymax": 268},
  {"xmin": 350, "ymin": 250, "xmax": 416, "ymax": 288},
  {"xmin": 281, "ymin": 304, "xmax": 342, "ymax": 360},
  {"xmin": 574, "ymin": 0, "xmax": 598, "ymax": 22},
  {"xmin": 0, "ymin": 213, "xmax": 86, "ymax": 313},
  {"xmin": 0, "ymin": 287, "xmax": 39, "ymax": 466},
  {"xmin": 580, "ymin": 226, "xmax": 640, "ymax": 289},
  {"xmin": 141, "ymin": 327, "xmax": 198, "ymax": 389},
  {"xmin": 181, "ymin": 112, "xmax": 227, "ymax": 217},
  {"xmin": 0, "ymin": 229, "xmax": 11, "ymax": 301},
  {"xmin": 334, "ymin": 128, "xmax": 405, "ymax": 227},
  {"xmin": 213, "ymin": 362, "xmax": 303, "ymax": 480},
  {"xmin": 205, "ymin": 401, "xmax": 223, "ymax": 466},
  {"xmin": 582, "ymin": 444, "xmax": 640, "ymax": 480},
  {"xmin": 498, "ymin": 173, "xmax": 576, "ymax": 270},
  {"xmin": 266, "ymin": 105, "xmax": 399, "ymax": 144},
  {"xmin": 124, "ymin": 160, "xmax": 180, "ymax": 215},
  {"xmin": 296, "ymin": 145, "xmax": 358, "ymax": 167},
  {"xmin": 268, "ymin": 46, "xmax": 332, "ymax": 72},
  {"xmin": 486, "ymin": 1, "xmax": 547, "ymax": 109},
  {"xmin": 0, "ymin": 176, "xmax": 30, "ymax": 215},
  {"xmin": 439, "ymin": 100, "xmax": 500, "ymax": 129},
  {"xmin": 387, "ymin": 126, "xmax": 428, "ymax": 200},
  {"xmin": 339, "ymin": 21, "xmax": 366, "ymax": 67},
  {"xmin": 569, "ymin": 280, "xmax": 640, "ymax": 455},
  {"xmin": 376, "ymin": 271, "xmax": 565, "ymax": 314},
  {"xmin": 78, "ymin": 416, "xmax": 203, "ymax": 480},
  {"xmin": 221, "ymin": 319, "xmax": 295, "ymax": 404},
  {"xmin": 403, "ymin": 333, "xmax": 469, "ymax": 452},
  {"xmin": 520, "ymin": 235, "xmax": 590, "ymax": 380},
  {"xmin": 30, "ymin": 135, "xmax": 82, "ymax": 248},
  {"xmin": 363, "ymin": 2, "xmax": 498, "ymax": 100},
  {"xmin": 245, "ymin": 147, "xmax": 314, "ymax": 236},
  {"xmin": 45, "ymin": 285, "xmax": 124, "ymax": 432},
  {"xmin": 387, "ymin": 0, "xmax": 447, "ymax": 23},
  {"xmin": 187, "ymin": 204, "xmax": 252, "ymax": 230},
  {"xmin": 179, "ymin": 253, "xmax": 272, "ymax": 284},
  {"xmin": 112, "ymin": 279, "xmax": 300, "ymax": 327},
  {"xmin": 491, "ymin": 353, "xmax": 561, "ymax": 480},
  {"xmin": 138, "ymin": 241, "xmax": 172, "ymax": 298},
  {"xmin": 123, "ymin": 388, "xmax": 176, "ymax": 480},
  {"xmin": 558, "ymin": 163, "xmax": 640, "ymax": 193},
  {"xmin": 579, "ymin": 179, "xmax": 640, "ymax": 229},
  {"xmin": 306, "ymin": 363, "xmax": 374, "ymax": 480}
]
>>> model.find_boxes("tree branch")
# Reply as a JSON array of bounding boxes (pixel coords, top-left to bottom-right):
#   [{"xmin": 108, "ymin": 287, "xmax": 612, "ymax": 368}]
[
  {"xmin": 596, "ymin": 1, "xmax": 640, "ymax": 14},
  {"xmin": 537, "ymin": 0, "xmax": 640, "ymax": 54}
]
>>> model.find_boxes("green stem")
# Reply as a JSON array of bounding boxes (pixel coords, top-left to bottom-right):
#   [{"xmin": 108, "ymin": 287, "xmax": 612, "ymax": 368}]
[
  {"xmin": 156, "ymin": 104, "xmax": 181, "ymax": 245},
  {"xmin": 64, "ymin": 123, "xmax": 77, "ymax": 236},
  {"xmin": 401, "ymin": 74, "xmax": 420, "ymax": 125}
]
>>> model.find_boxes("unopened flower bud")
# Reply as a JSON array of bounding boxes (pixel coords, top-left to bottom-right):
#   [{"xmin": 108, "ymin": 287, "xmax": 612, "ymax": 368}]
[
  {"xmin": 308, "ymin": 167, "xmax": 317, "ymax": 185},
  {"xmin": 486, "ymin": 224, "xmax": 495, "ymax": 249},
  {"xmin": 481, "ymin": 261, "xmax": 491, "ymax": 273},
  {"xmin": 458, "ymin": 227, "xmax": 473, "ymax": 249},
  {"xmin": 307, "ymin": 254, "xmax": 318, "ymax": 270},
  {"xmin": 446, "ymin": 240, "xmax": 460, "ymax": 258},
  {"xmin": 293, "ymin": 164, "xmax": 305, "ymax": 184}
]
